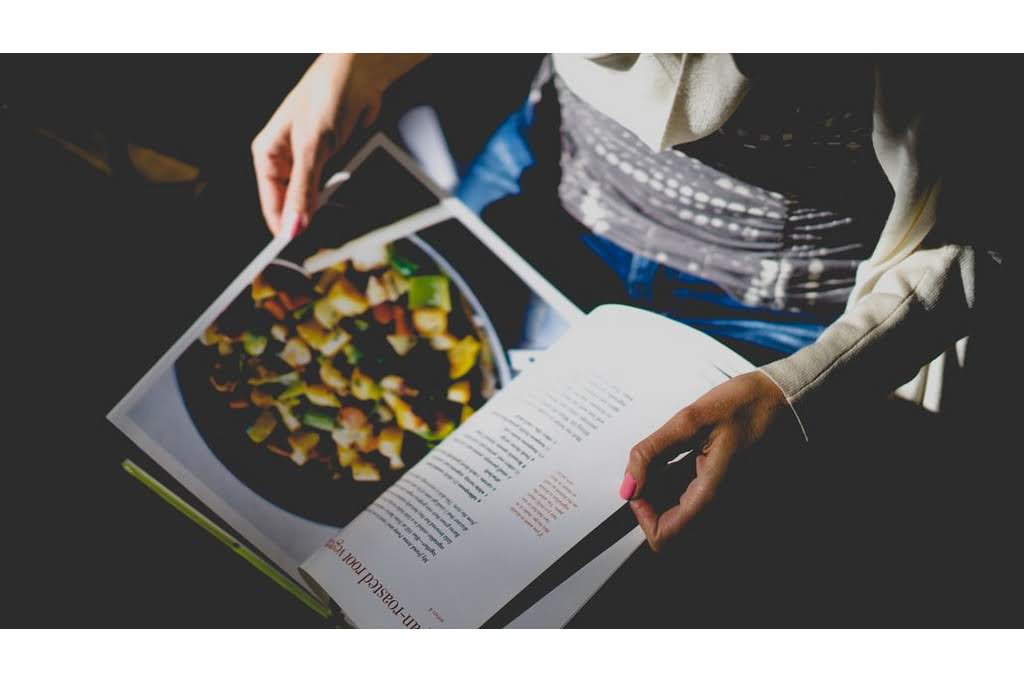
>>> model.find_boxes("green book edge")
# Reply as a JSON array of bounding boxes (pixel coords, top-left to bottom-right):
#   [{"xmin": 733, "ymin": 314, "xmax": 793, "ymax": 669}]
[{"xmin": 121, "ymin": 458, "xmax": 332, "ymax": 619}]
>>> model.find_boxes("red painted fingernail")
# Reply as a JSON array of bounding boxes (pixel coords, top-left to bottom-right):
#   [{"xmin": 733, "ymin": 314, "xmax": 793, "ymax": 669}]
[{"xmin": 619, "ymin": 473, "xmax": 637, "ymax": 500}]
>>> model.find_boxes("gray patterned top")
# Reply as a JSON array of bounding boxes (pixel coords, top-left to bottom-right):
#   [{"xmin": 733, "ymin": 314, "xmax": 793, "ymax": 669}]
[{"xmin": 553, "ymin": 71, "xmax": 894, "ymax": 314}]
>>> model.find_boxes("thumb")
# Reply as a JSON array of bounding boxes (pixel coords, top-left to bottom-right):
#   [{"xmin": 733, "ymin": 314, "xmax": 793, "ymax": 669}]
[
  {"xmin": 281, "ymin": 137, "xmax": 326, "ymax": 236},
  {"xmin": 622, "ymin": 406, "xmax": 708, "ymax": 500}
]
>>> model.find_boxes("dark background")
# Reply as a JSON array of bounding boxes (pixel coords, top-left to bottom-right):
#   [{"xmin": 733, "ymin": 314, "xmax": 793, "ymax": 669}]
[{"xmin": 2, "ymin": 54, "xmax": 1020, "ymax": 627}]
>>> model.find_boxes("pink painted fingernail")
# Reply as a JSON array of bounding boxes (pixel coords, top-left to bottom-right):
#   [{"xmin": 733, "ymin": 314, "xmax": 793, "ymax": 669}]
[
  {"xmin": 283, "ymin": 211, "xmax": 307, "ymax": 238},
  {"xmin": 619, "ymin": 473, "xmax": 637, "ymax": 500}
]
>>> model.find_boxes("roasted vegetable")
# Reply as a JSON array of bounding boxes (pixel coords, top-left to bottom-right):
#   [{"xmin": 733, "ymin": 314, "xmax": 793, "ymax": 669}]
[
  {"xmin": 297, "ymin": 319, "xmax": 351, "ymax": 356},
  {"xmin": 274, "ymin": 402, "xmax": 302, "ymax": 432},
  {"xmin": 341, "ymin": 343, "xmax": 363, "ymax": 366},
  {"xmin": 350, "ymin": 242, "xmax": 390, "ymax": 272},
  {"xmin": 350, "ymin": 369, "xmax": 381, "ymax": 401},
  {"xmin": 382, "ymin": 392, "xmax": 430, "ymax": 437},
  {"xmin": 319, "ymin": 360, "xmax": 349, "ymax": 395},
  {"xmin": 351, "ymin": 459, "xmax": 382, "ymax": 482},
  {"xmin": 378, "ymin": 426, "xmax": 405, "ymax": 470},
  {"xmin": 407, "ymin": 275, "xmax": 451, "ymax": 312},
  {"xmin": 412, "ymin": 308, "xmax": 448, "ymax": 337},
  {"xmin": 270, "ymin": 324, "xmax": 289, "ymax": 342},
  {"xmin": 242, "ymin": 331, "xmax": 268, "ymax": 356},
  {"xmin": 386, "ymin": 334, "xmax": 417, "ymax": 357},
  {"xmin": 313, "ymin": 298, "xmax": 343, "ymax": 328},
  {"xmin": 250, "ymin": 388, "xmax": 276, "ymax": 408},
  {"xmin": 448, "ymin": 336, "xmax": 481, "ymax": 379},
  {"xmin": 336, "ymin": 444, "xmax": 358, "ymax": 468},
  {"xmin": 279, "ymin": 337, "xmax": 312, "ymax": 368},
  {"xmin": 248, "ymin": 370, "xmax": 300, "ymax": 386},
  {"xmin": 300, "ymin": 407, "xmax": 338, "ymax": 431},
  {"xmin": 246, "ymin": 410, "xmax": 278, "ymax": 443},
  {"xmin": 447, "ymin": 380, "xmax": 471, "ymax": 404},
  {"xmin": 250, "ymin": 274, "xmax": 276, "ymax": 302},
  {"xmin": 288, "ymin": 431, "xmax": 320, "ymax": 466},
  {"xmin": 305, "ymin": 384, "xmax": 342, "ymax": 408},
  {"xmin": 324, "ymin": 276, "xmax": 369, "ymax": 317}
]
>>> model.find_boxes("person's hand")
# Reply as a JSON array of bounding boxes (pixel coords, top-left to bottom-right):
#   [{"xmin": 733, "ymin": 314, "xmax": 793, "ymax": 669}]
[
  {"xmin": 619, "ymin": 371, "xmax": 791, "ymax": 552},
  {"xmin": 252, "ymin": 53, "xmax": 428, "ymax": 235}
]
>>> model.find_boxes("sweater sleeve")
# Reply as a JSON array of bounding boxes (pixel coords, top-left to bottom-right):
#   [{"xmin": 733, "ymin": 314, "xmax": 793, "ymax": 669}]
[{"xmin": 758, "ymin": 58, "xmax": 1004, "ymax": 442}]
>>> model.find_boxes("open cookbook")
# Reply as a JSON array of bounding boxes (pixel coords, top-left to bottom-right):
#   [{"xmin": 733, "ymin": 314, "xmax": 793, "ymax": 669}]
[{"xmin": 109, "ymin": 134, "xmax": 755, "ymax": 627}]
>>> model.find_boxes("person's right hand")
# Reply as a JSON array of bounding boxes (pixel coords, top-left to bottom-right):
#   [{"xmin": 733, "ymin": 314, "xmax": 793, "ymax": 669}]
[{"xmin": 252, "ymin": 53, "xmax": 428, "ymax": 236}]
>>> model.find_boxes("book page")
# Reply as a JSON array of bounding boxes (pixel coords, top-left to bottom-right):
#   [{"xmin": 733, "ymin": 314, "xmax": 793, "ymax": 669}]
[
  {"xmin": 107, "ymin": 135, "xmax": 581, "ymax": 588},
  {"xmin": 300, "ymin": 304, "xmax": 749, "ymax": 628}
]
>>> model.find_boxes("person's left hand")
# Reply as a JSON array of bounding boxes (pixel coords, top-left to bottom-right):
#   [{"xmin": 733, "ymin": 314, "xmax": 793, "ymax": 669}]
[{"xmin": 619, "ymin": 370, "xmax": 791, "ymax": 551}]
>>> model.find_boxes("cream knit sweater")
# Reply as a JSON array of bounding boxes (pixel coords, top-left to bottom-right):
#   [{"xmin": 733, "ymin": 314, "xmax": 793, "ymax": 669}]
[{"xmin": 554, "ymin": 54, "xmax": 989, "ymax": 441}]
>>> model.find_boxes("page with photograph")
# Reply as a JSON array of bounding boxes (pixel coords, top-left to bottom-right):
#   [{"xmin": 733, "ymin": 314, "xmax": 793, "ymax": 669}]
[
  {"xmin": 109, "ymin": 135, "xmax": 582, "ymax": 587},
  {"xmin": 300, "ymin": 305, "xmax": 754, "ymax": 628}
]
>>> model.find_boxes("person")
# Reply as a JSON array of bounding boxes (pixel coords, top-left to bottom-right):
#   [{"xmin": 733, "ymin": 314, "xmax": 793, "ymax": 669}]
[{"xmin": 251, "ymin": 53, "xmax": 1002, "ymax": 557}]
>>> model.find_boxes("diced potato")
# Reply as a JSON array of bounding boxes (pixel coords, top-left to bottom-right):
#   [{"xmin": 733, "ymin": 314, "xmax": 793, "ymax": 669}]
[
  {"xmin": 355, "ymin": 431, "xmax": 378, "ymax": 454},
  {"xmin": 246, "ymin": 410, "xmax": 278, "ymax": 444},
  {"xmin": 287, "ymin": 431, "xmax": 320, "ymax": 466},
  {"xmin": 279, "ymin": 337, "xmax": 312, "ymax": 368},
  {"xmin": 295, "ymin": 319, "xmax": 328, "ymax": 348},
  {"xmin": 326, "ymin": 277, "xmax": 369, "ymax": 317},
  {"xmin": 379, "ymin": 375, "xmax": 403, "ymax": 394},
  {"xmin": 251, "ymin": 274, "xmax": 276, "ymax": 301},
  {"xmin": 305, "ymin": 384, "xmax": 341, "ymax": 407},
  {"xmin": 313, "ymin": 298, "xmax": 343, "ymax": 328},
  {"xmin": 319, "ymin": 361, "xmax": 349, "ymax": 395},
  {"xmin": 319, "ymin": 327, "xmax": 350, "ymax": 357},
  {"xmin": 461, "ymin": 404, "xmax": 475, "ymax": 423},
  {"xmin": 381, "ymin": 269, "xmax": 410, "ymax": 301},
  {"xmin": 430, "ymin": 333, "xmax": 458, "ymax": 351},
  {"xmin": 448, "ymin": 336, "xmax": 481, "ymax": 379},
  {"xmin": 314, "ymin": 268, "xmax": 342, "ymax": 295},
  {"xmin": 383, "ymin": 392, "xmax": 430, "ymax": 437},
  {"xmin": 297, "ymin": 319, "xmax": 351, "ymax": 356},
  {"xmin": 350, "ymin": 369, "xmax": 382, "ymax": 401},
  {"xmin": 386, "ymin": 334, "xmax": 417, "ymax": 357},
  {"xmin": 270, "ymin": 324, "xmax": 289, "ymax": 342},
  {"xmin": 412, "ymin": 308, "xmax": 448, "ymax": 337},
  {"xmin": 380, "ymin": 375, "xmax": 419, "ymax": 397},
  {"xmin": 378, "ymin": 426, "xmax": 405, "ymax": 470},
  {"xmin": 351, "ymin": 459, "xmax": 382, "ymax": 482},
  {"xmin": 217, "ymin": 339, "xmax": 233, "ymax": 356},
  {"xmin": 331, "ymin": 426, "xmax": 357, "ymax": 448},
  {"xmin": 447, "ymin": 380, "xmax": 471, "ymax": 404},
  {"xmin": 365, "ymin": 275, "xmax": 389, "ymax": 306},
  {"xmin": 336, "ymin": 444, "xmax": 358, "ymax": 468},
  {"xmin": 350, "ymin": 242, "xmax": 390, "ymax": 272}
]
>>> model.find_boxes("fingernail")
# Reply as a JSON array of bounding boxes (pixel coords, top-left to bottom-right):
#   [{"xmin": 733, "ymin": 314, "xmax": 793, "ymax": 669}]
[
  {"xmin": 283, "ymin": 211, "xmax": 307, "ymax": 238},
  {"xmin": 619, "ymin": 473, "xmax": 637, "ymax": 500}
]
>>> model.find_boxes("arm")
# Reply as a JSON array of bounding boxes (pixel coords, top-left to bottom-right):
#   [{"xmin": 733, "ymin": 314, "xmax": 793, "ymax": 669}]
[
  {"xmin": 623, "ymin": 57, "xmax": 1004, "ymax": 549},
  {"xmin": 252, "ymin": 53, "xmax": 429, "ymax": 235}
]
